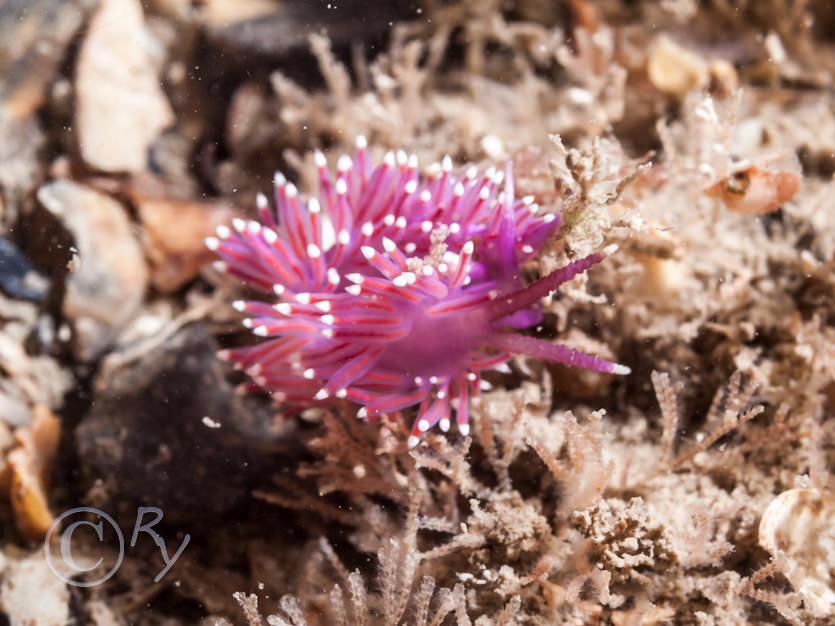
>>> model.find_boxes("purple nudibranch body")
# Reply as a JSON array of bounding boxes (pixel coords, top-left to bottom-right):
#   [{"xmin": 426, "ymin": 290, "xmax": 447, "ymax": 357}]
[{"xmin": 206, "ymin": 138, "xmax": 629, "ymax": 447}]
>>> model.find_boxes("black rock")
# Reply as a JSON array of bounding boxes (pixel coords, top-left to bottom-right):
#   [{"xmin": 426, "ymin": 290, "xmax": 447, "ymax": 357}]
[
  {"xmin": 75, "ymin": 323, "xmax": 296, "ymax": 527},
  {"xmin": 207, "ymin": 0, "xmax": 419, "ymax": 59}
]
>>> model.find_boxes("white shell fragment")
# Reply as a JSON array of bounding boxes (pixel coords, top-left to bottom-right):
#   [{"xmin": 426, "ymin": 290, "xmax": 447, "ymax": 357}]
[
  {"xmin": 75, "ymin": 0, "xmax": 174, "ymax": 172},
  {"xmin": 758, "ymin": 487, "xmax": 835, "ymax": 617}
]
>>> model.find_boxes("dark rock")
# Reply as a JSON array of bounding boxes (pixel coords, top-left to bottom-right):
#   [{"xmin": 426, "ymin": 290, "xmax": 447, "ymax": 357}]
[
  {"xmin": 207, "ymin": 0, "xmax": 417, "ymax": 59},
  {"xmin": 75, "ymin": 324, "xmax": 295, "ymax": 526}
]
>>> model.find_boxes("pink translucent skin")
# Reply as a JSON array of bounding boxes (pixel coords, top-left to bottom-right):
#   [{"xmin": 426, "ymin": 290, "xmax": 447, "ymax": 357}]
[{"xmin": 207, "ymin": 140, "xmax": 629, "ymax": 446}]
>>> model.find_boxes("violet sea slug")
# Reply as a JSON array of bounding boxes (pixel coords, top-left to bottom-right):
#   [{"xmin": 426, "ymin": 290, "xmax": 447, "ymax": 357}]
[{"xmin": 207, "ymin": 138, "xmax": 629, "ymax": 447}]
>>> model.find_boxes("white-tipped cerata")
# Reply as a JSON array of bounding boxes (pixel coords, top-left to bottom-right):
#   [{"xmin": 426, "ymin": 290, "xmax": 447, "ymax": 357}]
[
  {"xmin": 337, "ymin": 155, "xmax": 352, "ymax": 172},
  {"xmin": 263, "ymin": 228, "xmax": 277, "ymax": 244}
]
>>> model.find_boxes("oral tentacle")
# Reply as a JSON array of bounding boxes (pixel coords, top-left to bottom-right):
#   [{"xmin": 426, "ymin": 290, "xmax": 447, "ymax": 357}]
[{"xmin": 486, "ymin": 331, "xmax": 631, "ymax": 375}]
